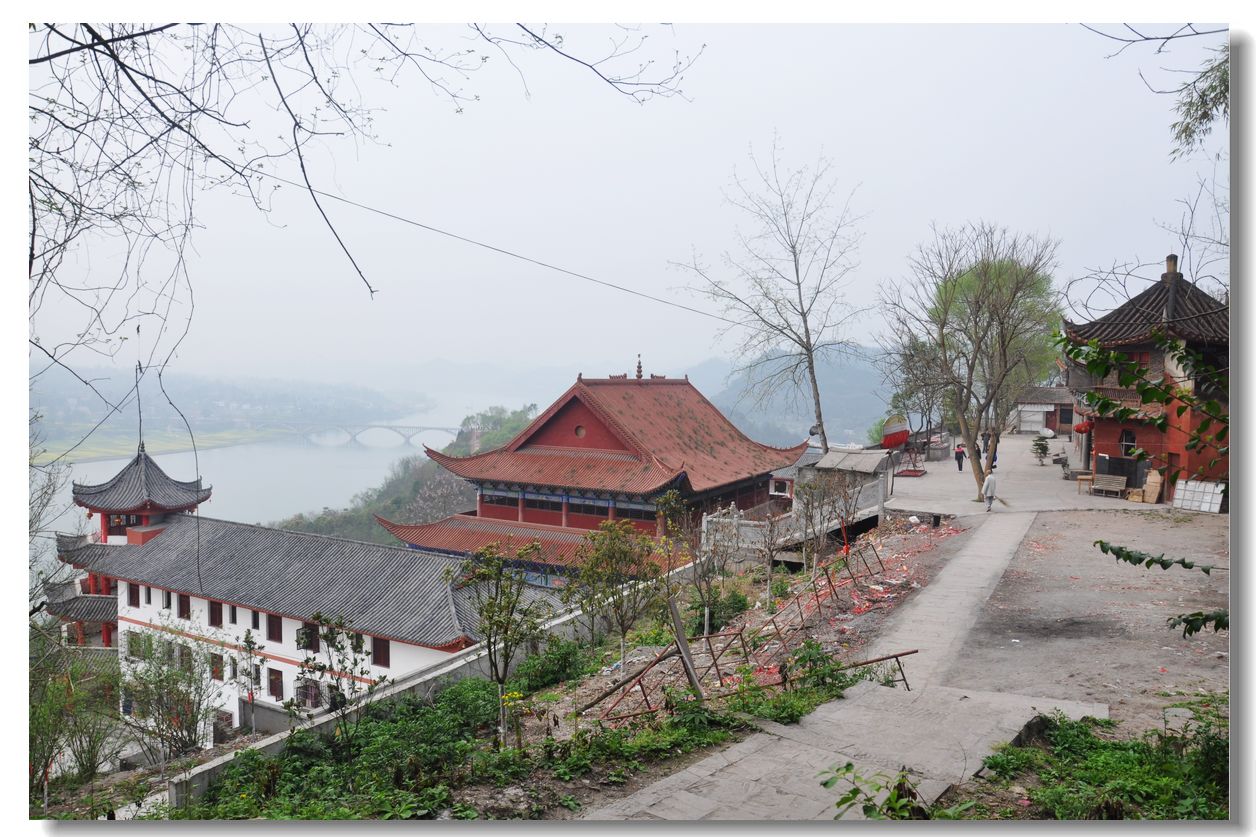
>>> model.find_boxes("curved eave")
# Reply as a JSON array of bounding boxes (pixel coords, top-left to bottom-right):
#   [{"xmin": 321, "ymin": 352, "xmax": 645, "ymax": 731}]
[{"xmin": 71, "ymin": 495, "xmax": 209, "ymax": 515}]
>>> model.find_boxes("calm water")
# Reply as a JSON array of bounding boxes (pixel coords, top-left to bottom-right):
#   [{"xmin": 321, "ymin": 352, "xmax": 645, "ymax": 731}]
[{"xmin": 50, "ymin": 409, "xmax": 478, "ymax": 533}]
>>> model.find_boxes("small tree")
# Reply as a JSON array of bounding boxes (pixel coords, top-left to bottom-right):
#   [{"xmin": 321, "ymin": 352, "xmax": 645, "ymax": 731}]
[
  {"xmin": 29, "ymin": 624, "xmax": 70, "ymax": 810},
  {"xmin": 63, "ymin": 660, "xmax": 125, "ymax": 783},
  {"xmin": 1032, "ymin": 435, "xmax": 1049, "ymax": 464},
  {"xmin": 573, "ymin": 521, "xmax": 663, "ymax": 667},
  {"xmin": 120, "ymin": 630, "xmax": 228, "ymax": 762},
  {"xmin": 293, "ymin": 613, "xmax": 387, "ymax": 749},
  {"xmin": 233, "ymin": 629, "xmax": 265, "ymax": 735},
  {"xmin": 455, "ymin": 542, "xmax": 553, "ymax": 749}
]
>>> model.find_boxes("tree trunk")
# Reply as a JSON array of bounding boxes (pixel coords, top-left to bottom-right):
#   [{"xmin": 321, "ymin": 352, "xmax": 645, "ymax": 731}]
[{"xmin": 806, "ymin": 352, "xmax": 829, "ymax": 451}]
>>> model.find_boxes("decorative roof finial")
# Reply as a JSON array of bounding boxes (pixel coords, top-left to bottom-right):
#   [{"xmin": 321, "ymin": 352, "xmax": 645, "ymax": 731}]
[{"xmin": 636, "ymin": 354, "xmax": 643, "ymax": 380}]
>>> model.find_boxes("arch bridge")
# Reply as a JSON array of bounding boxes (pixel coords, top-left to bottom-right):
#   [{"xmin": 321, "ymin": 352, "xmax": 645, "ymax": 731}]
[{"xmin": 252, "ymin": 421, "xmax": 461, "ymax": 448}]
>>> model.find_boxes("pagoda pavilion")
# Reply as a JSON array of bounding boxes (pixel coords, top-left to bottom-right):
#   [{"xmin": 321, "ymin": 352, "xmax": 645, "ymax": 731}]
[
  {"xmin": 1063, "ymin": 254, "xmax": 1228, "ymax": 502},
  {"xmin": 378, "ymin": 365, "xmax": 809, "ymax": 583}
]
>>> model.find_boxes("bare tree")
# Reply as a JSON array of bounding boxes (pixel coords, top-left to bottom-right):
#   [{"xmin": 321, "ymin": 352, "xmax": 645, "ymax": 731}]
[
  {"xmin": 29, "ymin": 411, "xmax": 72, "ymax": 616},
  {"xmin": 29, "ymin": 24, "xmax": 701, "ymax": 457},
  {"xmin": 882, "ymin": 222, "xmax": 1059, "ymax": 498},
  {"xmin": 677, "ymin": 142, "xmax": 865, "ymax": 450}
]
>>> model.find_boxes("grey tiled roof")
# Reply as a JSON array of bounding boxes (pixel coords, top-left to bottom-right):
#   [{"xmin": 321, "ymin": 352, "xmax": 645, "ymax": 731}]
[
  {"xmin": 1063, "ymin": 274, "xmax": 1227, "ymax": 347},
  {"xmin": 46, "ymin": 594, "xmax": 118, "ymax": 623},
  {"xmin": 69, "ymin": 513, "xmax": 560, "ymax": 648},
  {"xmin": 1015, "ymin": 386, "xmax": 1074, "ymax": 405},
  {"xmin": 72, "ymin": 447, "xmax": 212, "ymax": 513}
]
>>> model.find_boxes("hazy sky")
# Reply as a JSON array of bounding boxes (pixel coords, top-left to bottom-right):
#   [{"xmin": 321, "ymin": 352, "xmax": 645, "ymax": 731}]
[{"xmin": 29, "ymin": 22, "xmax": 1233, "ymax": 396}]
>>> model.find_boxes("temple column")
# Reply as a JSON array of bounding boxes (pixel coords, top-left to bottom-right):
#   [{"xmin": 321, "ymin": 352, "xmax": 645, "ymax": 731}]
[
  {"xmin": 102, "ymin": 622, "xmax": 112, "ymax": 648},
  {"xmin": 561, "ymin": 498, "xmax": 569, "ymax": 527},
  {"xmin": 517, "ymin": 495, "xmax": 524, "ymax": 523},
  {"xmin": 607, "ymin": 502, "xmax": 616, "ymax": 522}
]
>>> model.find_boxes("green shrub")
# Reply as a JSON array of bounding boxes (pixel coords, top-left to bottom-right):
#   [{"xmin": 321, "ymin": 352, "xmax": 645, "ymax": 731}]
[
  {"xmin": 507, "ymin": 638, "xmax": 588, "ymax": 694},
  {"xmin": 687, "ymin": 589, "xmax": 749, "ymax": 635}
]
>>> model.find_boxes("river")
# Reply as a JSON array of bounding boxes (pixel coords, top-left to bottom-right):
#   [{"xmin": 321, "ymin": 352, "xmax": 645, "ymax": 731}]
[{"xmin": 47, "ymin": 405, "xmax": 483, "ymax": 534}]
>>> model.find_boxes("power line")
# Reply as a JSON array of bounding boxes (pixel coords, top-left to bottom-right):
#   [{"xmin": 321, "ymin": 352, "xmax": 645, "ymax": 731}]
[{"xmin": 252, "ymin": 170, "xmax": 740, "ymax": 327}]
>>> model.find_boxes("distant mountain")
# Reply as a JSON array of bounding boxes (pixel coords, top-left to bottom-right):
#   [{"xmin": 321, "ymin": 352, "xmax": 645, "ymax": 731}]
[{"xmin": 703, "ymin": 349, "xmax": 889, "ymax": 447}]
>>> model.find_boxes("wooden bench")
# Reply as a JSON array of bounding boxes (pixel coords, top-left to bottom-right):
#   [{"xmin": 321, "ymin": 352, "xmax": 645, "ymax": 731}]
[{"xmin": 1091, "ymin": 474, "xmax": 1128, "ymax": 498}]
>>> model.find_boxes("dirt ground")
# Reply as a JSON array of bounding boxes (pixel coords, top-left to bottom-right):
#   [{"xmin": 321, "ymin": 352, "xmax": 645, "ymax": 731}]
[{"xmin": 941, "ymin": 508, "xmax": 1229, "ymax": 734}]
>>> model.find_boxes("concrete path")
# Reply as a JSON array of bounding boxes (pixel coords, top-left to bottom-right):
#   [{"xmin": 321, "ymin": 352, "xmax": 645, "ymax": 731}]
[
  {"xmin": 884, "ymin": 433, "xmax": 1148, "ymax": 517},
  {"xmin": 583, "ymin": 500, "xmax": 1109, "ymax": 821}
]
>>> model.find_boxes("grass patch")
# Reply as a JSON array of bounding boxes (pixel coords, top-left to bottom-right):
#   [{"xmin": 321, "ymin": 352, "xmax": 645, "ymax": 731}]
[{"xmin": 966, "ymin": 704, "xmax": 1228, "ymax": 820}]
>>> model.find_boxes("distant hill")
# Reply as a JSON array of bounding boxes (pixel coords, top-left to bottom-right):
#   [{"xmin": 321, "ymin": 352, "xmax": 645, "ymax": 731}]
[{"xmin": 702, "ymin": 349, "xmax": 889, "ymax": 447}]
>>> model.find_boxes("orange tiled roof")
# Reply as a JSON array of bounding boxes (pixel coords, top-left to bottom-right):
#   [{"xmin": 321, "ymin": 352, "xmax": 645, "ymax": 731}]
[
  {"xmin": 426, "ymin": 376, "xmax": 808, "ymax": 495},
  {"xmin": 376, "ymin": 514, "xmax": 674, "ymax": 573}
]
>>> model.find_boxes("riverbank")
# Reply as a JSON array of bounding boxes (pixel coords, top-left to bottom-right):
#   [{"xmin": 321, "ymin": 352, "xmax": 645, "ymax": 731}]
[{"xmin": 36, "ymin": 427, "xmax": 300, "ymax": 465}]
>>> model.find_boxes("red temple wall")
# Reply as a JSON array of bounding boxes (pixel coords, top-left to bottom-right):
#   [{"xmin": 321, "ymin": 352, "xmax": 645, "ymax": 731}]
[{"xmin": 523, "ymin": 399, "xmax": 629, "ymax": 451}]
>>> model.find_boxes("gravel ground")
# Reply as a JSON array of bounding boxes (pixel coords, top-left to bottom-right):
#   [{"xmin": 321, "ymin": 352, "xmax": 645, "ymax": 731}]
[{"xmin": 941, "ymin": 508, "xmax": 1229, "ymax": 733}]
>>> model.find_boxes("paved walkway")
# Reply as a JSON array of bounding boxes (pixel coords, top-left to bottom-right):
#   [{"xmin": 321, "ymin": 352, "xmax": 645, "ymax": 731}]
[
  {"xmin": 884, "ymin": 433, "xmax": 1148, "ymax": 517},
  {"xmin": 584, "ymin": 499, "xmax": 1109, "ymax": 821}
]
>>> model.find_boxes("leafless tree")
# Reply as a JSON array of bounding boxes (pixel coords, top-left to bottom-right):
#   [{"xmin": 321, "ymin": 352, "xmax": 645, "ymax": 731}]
[
  {"xmin": 677, "ymin": 141, "xmax": 865, "ymax": 450},
  {"xmin": 882, "ymin": 222, "xmax": 1060, "ymax": 498},
  {"xmin": 877, "ymin": 334, "xmax": 949, "ymax": 439},
  {"xmin": 29, "ymin": 24, "xmax": 702, "ymax": 457},
  {"xmin": 29, "ymin": 411, "xmax": 73, "ymax": 616}
]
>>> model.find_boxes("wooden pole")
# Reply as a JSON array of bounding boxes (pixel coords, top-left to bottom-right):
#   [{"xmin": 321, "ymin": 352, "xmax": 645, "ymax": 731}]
[{"xmin": 667, "ymin": 597, "xmax": 705, "ymax": 700}]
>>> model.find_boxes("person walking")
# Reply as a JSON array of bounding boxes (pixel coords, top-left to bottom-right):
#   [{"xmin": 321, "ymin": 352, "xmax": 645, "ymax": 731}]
[
  {"xmin": 954, "ymin": 444, "xmax": 966, "ymax": 472},
  {"xmin": 982, "ymin": 470, "xmax": 998, "ymax": 512}
]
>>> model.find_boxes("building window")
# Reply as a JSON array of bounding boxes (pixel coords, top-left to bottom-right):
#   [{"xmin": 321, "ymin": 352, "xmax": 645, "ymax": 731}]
[
  {"xmin": 229, "ymin": 657, "xmax": 238, "ymax": 681},
  {"xmin": 209, "ymin": 653, "xmax": 224, "ymax": 681},
  {"xmin": 177, "ymin": 594, "xmax": 191, "ymax": 620},
  {"xmin": 252, "ymin": 664, "xmax": 261, "ymax": 686},
  {"xmin": 267, "ymin": 613, "xmax": 283, "ymax": 643},
  {"xmin": 524, "ymin": 498, "xmax": 563, "ymax": 512},
  {"xmin": 229, "ymin": 604, "xmax": 238, "ymax": 625},
  {"xmin": 568, "ymin": 501, "xmax": 607, "ymax": 517},
  {"xmin": 268, "ymin": 668, "xmax": 284, "ymax": 700},
  {"xmin": 144, "ymin": 586, "xmax": 151, "ymax": 605},
  {"xmin": 298, "ymin": 679, "xmax": 323, "ymax": 708},
  {"xmin": 372, "ymin": 637, "xmax": 390, "ymax": 668},
  {"xmin": 1060, "ymin": 407, "xmax": 1074, "ymax": 424},
  {"xmin": 252, "ymin": 610, "xmax": 260, "ymax": 630},
  {"xmin": 208, "ymin": 601, "xmax": 223, "ymax": 627},
  {"xmin": 178, "ymin": 644, "xmax": 193, "ymax": 673},
  {"xmin": 618, "ymin": 506, "xmax": 657, "ymax": 521},
  {"xmin": 1119, "ymin": 429, "xmax": 1137, "ymax": 457},
  {"xmin": 127, "ymin": 582, "xmax": 140, "ymax": 608},
  {"xmin": 162, "ymin": 590, "xmax": 172, "ymax": 610},
  {"xmin": 126, "ymin": 631, "xmax": 152, "ymax": 661},
  {"xmin": 482, "ymin": 494, "xmax": 518, "ymax": 507},
  {"xmin": 298, "ymin": 622, "xmax": 321, "ymax": 653}
]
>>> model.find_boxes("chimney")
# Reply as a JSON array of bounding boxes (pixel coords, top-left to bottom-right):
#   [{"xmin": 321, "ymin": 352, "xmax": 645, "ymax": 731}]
[{"xmin": 1162, "ymin": 253, "xmax": 1182, "ymax": 324}]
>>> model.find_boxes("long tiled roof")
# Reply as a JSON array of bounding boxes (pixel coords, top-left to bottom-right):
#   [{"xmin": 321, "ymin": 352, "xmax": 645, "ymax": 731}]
[
  {"xmin": 64, "ymin": 513, "xmax": 555, "ymax": 648},
  {"xmin": 377, "ymin": 514, "xmax": 590, "ymax": 567},
  {"xmin": 72, "ymin": 446, "xmax": 212, "ymax": 513},
  {"xmin": 427, "ymin": 376, "xmax": 808, "ymax": 495},
  {"xmin": 1063, "ymin": 273, "xmax": 1228, "ymax": 347},
  {"xmin": 46, "ymin": 594, "xmax": 117, "ymax": 624},
  {"xmin": 1015, "ymin": 386, "xmax": 1075, "ymax": 405}
]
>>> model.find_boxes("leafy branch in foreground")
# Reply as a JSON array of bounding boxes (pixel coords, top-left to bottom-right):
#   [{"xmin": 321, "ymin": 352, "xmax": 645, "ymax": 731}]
[
  {"xmin": 1167, "ymin": 610, "xmax": 1229, "ymax": 638},
  {"xmin": 1094, "ymin": 541, "xmax": 1217, "ymax": 574}
]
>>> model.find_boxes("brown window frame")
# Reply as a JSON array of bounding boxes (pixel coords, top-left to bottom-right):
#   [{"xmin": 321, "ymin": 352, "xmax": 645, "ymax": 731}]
[
  {"xmin": 209, "ymin": 653, "xmax": 224, "ymax": 681},
  {"xmin": 298, "ymin": 622, "xmax": 321, "ymax": 653},
  {"xmin": 372, "ymin": 636, "xmax": 391, "ymax": 668},
  {"xmin": 177, "ymin": 594, "xmax": 191, "ymax": 620},
  {"xmin": 267, "ymin": 667, "xmax": 284, "ymax": 700},
  {"xmin": 127, "ymin": 582, "xmax": 140, "ymax": 608},
  {"xmin": 208, "ymin": 600, "xmax": 223, "ymax": 627},
  {"xmin": 266, "ymin": 613, "xmax": 283, "ymax": 644}
]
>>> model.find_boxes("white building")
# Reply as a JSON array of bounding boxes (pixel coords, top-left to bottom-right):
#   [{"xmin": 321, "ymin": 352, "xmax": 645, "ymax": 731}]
[{"xmin": 50, "ymin": 445, "xmax": 557, "ymax": 742}]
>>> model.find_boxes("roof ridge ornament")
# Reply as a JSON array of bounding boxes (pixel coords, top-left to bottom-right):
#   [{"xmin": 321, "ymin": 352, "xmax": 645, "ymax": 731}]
[{"xmin": 636, "ymin": 354, "xmax": 643, "ymax": 380}]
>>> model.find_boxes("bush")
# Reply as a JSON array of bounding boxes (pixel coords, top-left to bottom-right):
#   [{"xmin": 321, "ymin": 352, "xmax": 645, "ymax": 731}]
[
  {"xmin": 687, "ymin": 589, "xmax": 749, "ymax": 635},
  {"xmin": 507, "ymin": 638, "xmax": 588, "ymax": 694}
]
